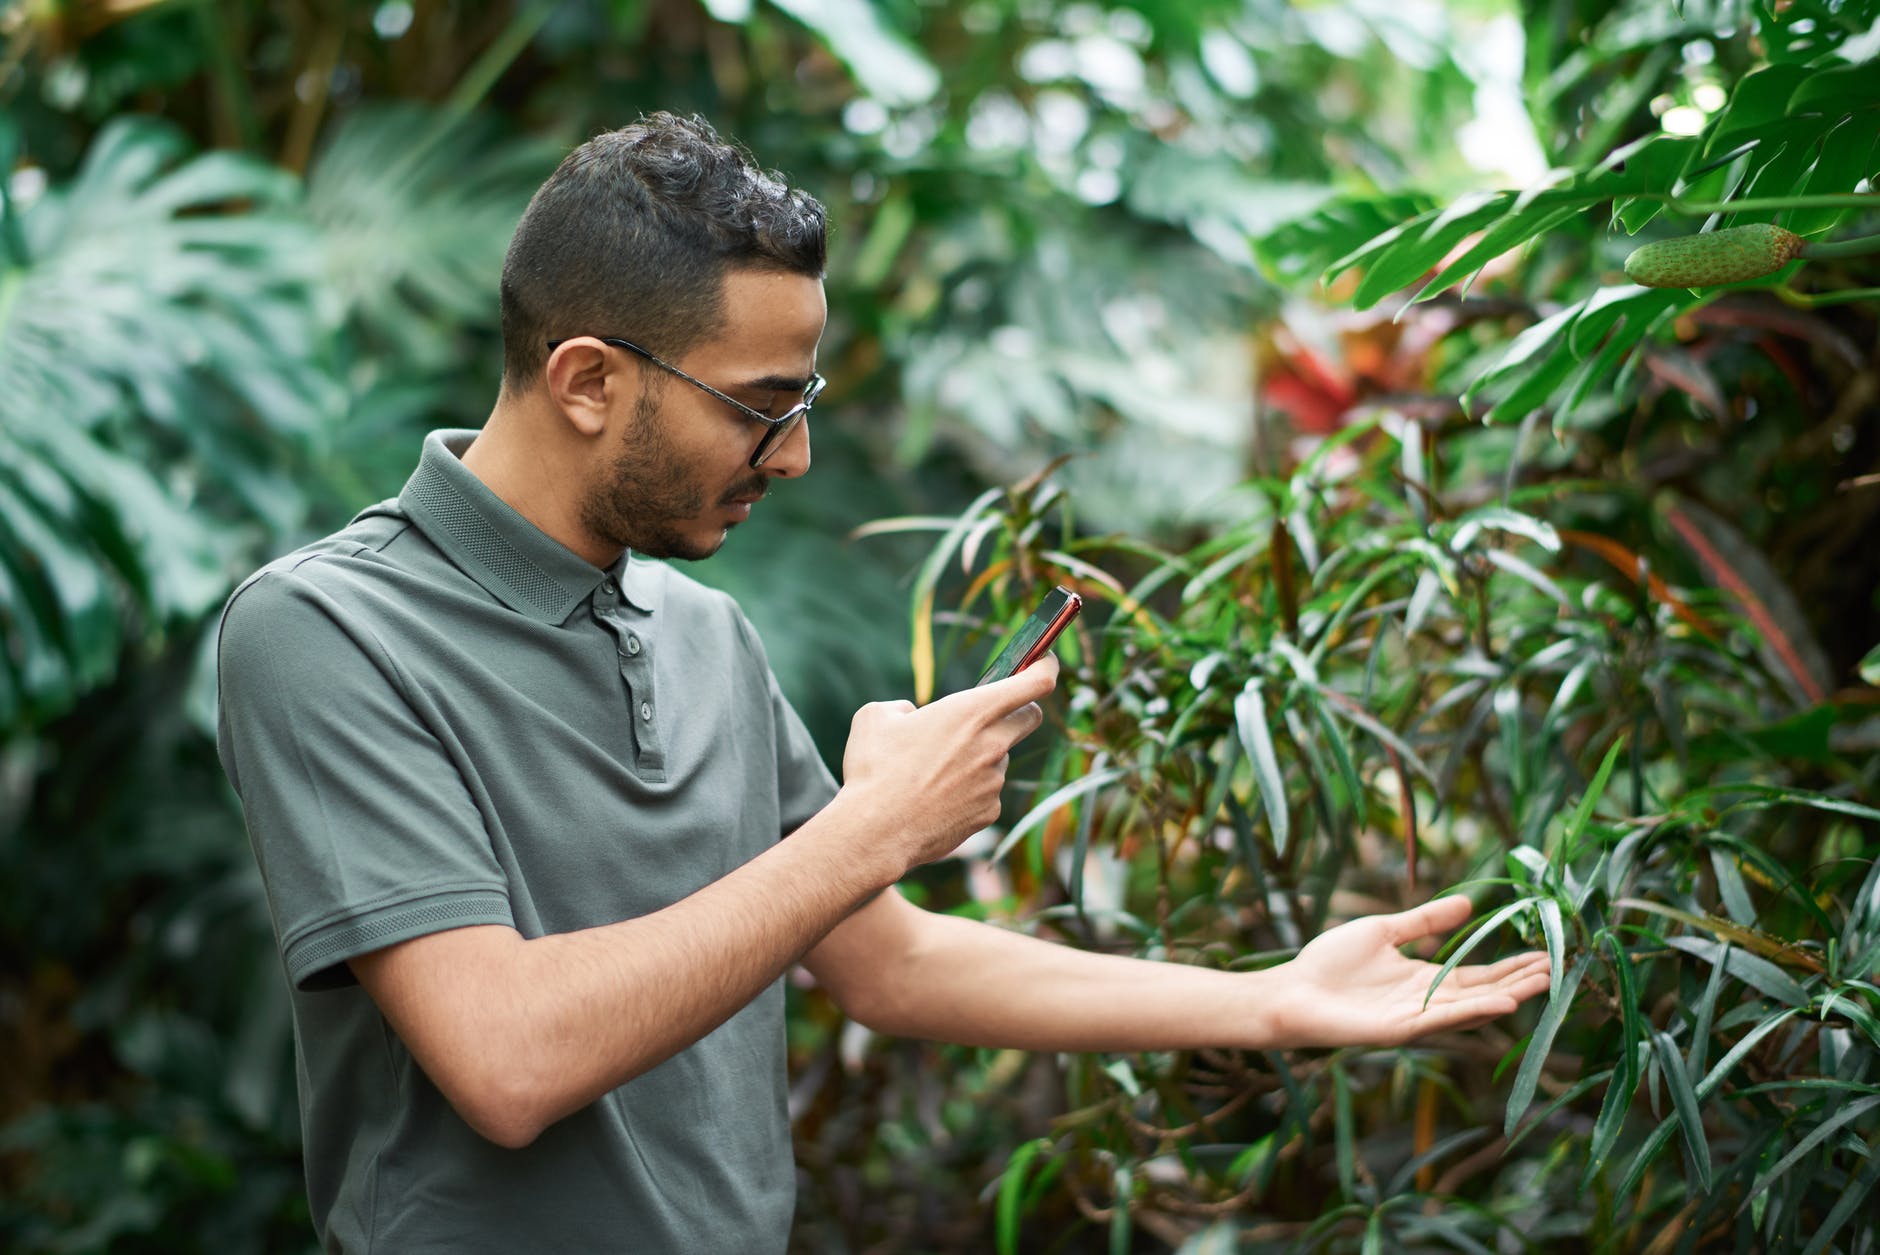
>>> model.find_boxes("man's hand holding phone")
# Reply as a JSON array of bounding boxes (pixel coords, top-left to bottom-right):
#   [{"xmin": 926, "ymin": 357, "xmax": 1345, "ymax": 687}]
[
  {"xmin": 840, "ymin": 657, "xmax": 1059, "ymax": 874},
  {"xmin": 837, "ymin": 587, "xmax": 1079, "ymax": 876}
]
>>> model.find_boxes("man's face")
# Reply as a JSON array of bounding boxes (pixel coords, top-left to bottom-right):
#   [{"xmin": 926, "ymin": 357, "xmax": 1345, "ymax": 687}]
[{"xmin": 579, "ymin": 269, "xmax": 826, "ymax": 562}]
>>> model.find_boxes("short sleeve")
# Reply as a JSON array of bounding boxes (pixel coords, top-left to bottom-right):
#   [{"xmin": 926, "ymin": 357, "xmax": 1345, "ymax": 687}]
[
  {"xmin": 728, "ymin": 607, "xmax": 838, "ymax": 836},
  {"xmin": 770, "ymin": 667, "xmax": 839, "ymax": 835},
  {"xmin": 216, "ymin": 568, "xmax": 513, "ymax": 991}
]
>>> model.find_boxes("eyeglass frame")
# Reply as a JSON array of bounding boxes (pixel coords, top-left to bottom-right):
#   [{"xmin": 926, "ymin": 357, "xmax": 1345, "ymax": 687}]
[{"xmin": 544, "ymin": 335, "xmax": 826, "ymax": 469}]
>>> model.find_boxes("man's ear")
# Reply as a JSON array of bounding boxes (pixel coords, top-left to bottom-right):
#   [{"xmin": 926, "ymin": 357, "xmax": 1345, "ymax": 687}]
[{"xmin": 544, "ymin": 340, "xmax": 620, "ymax": 439}]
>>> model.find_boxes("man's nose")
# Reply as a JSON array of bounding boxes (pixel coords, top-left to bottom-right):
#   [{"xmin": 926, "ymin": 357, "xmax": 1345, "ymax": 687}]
[{"xmin": 763, "ymin": 416, "xmax": 812, "ymax": 479}]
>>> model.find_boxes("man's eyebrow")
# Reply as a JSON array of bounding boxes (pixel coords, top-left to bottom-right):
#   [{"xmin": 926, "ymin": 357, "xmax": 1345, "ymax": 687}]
[{"xmin": 736, "ymin": 372, "xmax": 813, "ymax": 393}]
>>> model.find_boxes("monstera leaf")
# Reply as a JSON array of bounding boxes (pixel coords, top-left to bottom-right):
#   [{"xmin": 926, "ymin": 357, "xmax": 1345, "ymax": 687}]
[
  {"xmin": 0, "ymin": 116, "xmax": 332, "ymax": 730},
  {"xmin": 304, "ymin": 104, "xmax": 557, "ymax": 372}
]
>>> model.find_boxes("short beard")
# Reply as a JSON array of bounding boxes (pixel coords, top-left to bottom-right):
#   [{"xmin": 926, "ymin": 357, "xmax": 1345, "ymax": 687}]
[{"xmin": 578, "ymin": 385, "xmax": 765, "ymax": 562}]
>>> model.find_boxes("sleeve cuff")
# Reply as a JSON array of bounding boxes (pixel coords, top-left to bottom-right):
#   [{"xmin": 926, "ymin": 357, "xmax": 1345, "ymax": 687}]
[{"xmin": 284, "ymin": 887, "xmax": 514, "ymax": 991}]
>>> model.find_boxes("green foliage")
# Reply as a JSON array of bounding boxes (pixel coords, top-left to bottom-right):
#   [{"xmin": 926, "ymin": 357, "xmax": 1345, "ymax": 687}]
[
  {"xmin": 879, "ymin": 0, "xmax": 1879, "ymax": 1248},
  {"xmin": 1, "ymin": 0, "xmax": 1875, "ymax": 1250},
  {"xmin": 902, "ymin": 414, "xmax": 1876, "ymax": 1247},
  {"xmin": 1256, "ymin": 45, "xmax": 1880, "ymax": 427},
  {"xmin": 0, "ymin": 116, "xmax": 327, "ymax": 731}
]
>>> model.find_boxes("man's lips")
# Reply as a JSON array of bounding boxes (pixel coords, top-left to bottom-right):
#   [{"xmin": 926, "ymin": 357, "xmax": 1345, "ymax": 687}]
[{"xmin": 722, "ymin": 484, "xmax": 769, "ymax": 508}]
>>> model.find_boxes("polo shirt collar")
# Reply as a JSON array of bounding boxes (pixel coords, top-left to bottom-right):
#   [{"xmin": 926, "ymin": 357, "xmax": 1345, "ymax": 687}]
[{"xmin": 399, "ymin": 429, "xmax": 656, "ymax": 624}]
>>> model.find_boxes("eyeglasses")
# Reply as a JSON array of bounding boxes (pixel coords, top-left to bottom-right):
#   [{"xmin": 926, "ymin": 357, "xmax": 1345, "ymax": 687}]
[{"xmin": 545, "ymin": 336, "xmax": 826, "ymax": 469}]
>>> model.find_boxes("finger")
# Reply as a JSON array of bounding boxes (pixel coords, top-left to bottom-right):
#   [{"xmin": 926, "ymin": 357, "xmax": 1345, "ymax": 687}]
[
  {"xmin": 1383, "ymin": 894, "xmax": 1473, "ymax": 947},
  {"xmin": 1428, "ymin": 961, "xmax": 1551, "ymax": 1006},
  {"xmin": 1495, "ymin": 970, "xmax": 1553, "ymax": 1005},
  {"xmin": 1403, "ymin": 993, "xmax": 1520, "ymax": 1040},
  {"xmin": 1455, "ymin": 951, "xmax": 1551, "ymax": 988},
  {"xmin": 997, "ymin": 701, "xmax": 1045, "ymax": 745},
  {"xmin": 972, "ymin": 653, "xmax": 1059, "ymax": 716}
]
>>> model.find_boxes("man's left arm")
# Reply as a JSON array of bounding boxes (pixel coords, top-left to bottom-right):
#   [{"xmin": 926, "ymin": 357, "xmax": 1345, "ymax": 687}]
[{"xmin": 803, "ymin": 888, "xmax": 1551, "ymax": 1052}]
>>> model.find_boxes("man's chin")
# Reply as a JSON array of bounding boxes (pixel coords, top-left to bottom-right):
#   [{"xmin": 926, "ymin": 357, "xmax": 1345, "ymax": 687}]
[{"xmin": 642, "ymin": 527, "xmax": 731, "ymax": 564}]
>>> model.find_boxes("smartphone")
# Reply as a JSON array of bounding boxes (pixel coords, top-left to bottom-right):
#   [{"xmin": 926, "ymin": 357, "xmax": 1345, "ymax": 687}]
[{"xmin": 975, "ymin": 586, "xmax": 1083, "ymax": 686}]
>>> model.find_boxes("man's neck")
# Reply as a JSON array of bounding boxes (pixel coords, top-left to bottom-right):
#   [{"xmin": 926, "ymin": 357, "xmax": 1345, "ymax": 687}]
[{"xmin": 460, "ymin": 397, "xmax": 622, "ymax": 569}]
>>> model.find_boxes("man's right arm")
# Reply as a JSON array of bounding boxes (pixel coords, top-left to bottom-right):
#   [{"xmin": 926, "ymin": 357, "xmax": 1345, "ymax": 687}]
[{"xmin": 347, "ymin": 658, "xmax": 1057, "ymax": 1149}]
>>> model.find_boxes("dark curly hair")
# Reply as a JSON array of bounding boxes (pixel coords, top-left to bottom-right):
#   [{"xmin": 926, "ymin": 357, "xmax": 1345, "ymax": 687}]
[{"xmin": 498, "ymin": 113, "xmax": 827, "ymax": 393}]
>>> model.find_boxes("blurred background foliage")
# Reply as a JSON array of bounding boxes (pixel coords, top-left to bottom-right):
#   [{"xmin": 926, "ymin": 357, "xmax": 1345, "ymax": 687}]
[{"xmin": 0, "ymin": 0, "xmax": 1874, "ymax": 1251}]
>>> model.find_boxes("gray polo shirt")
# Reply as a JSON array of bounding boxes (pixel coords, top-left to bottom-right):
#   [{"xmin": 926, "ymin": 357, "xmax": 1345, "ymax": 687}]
[{"xmin": 215, "ymin": 428, "xmax": 838, "ymax": 1253}]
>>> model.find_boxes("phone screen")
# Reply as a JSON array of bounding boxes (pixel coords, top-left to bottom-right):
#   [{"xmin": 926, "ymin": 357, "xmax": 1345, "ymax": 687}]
[{"xmin": 975, "ymin": 586, "xmax": 1083, "ymax": 686}]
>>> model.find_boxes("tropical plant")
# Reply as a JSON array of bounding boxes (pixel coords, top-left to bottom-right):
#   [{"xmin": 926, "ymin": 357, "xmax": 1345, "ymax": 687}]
[
  {"xmin": 0, "ymin": 115, "xmax": 330, "ymax": 731},
  {"xmin": 2, "ymin": 0, "xmax": 1875, "ymax": 1250},
  {"xmin": 847, "ymin": 0, "xmax": 1880, "ymax": 1248}
]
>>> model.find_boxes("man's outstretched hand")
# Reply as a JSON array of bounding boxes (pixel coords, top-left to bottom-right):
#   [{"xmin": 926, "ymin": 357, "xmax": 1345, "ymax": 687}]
[{"xmin": 1276, "ymin": 896, "xmax": 1552, "ymax": 1048}]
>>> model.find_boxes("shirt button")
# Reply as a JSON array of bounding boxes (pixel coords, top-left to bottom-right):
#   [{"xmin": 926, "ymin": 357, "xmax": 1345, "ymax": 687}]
[
  {"xmin": 625, "ymin": 635, "xmax": 642, "ymax": 656},
  {"xmin": 639, "ymin": 701, "xmax": 652, "ymax": 721},
  {"xmin": 601, "ymin": 578, "xmax": 618, "ymax": 595}
]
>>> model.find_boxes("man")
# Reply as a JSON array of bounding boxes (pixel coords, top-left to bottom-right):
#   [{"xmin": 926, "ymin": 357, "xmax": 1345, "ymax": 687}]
[{"xmin": 215, "ymin": 113, "xmax": 1550, "ymax": 1252}]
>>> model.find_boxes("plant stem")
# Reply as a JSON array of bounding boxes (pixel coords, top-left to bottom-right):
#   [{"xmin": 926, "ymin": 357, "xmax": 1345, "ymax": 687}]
[
  {"xmin": 1660, "ymin": 193, "xmax": 1879, "ymax": 215},
  {"xmin": 194, "ymin": 0, "xmax": 261, "ymax": 151},
  {"xmin": 381, "ymin": 0, "xmax": 556, "ymax": 187},
  {"xmin": 1773, "ymin": 286, "xmax": 1880, "ymax": 309},
  {"xmin": 1800, "ymin": 233, "xmax": 1880, "ymax": 261},
  {"xmin": 280, "ymin": 20, "xmax": 345, "ymax": 175},
  {"xmin": 436, "ymin": 0, "xmax": 556, "ymax": 128}
]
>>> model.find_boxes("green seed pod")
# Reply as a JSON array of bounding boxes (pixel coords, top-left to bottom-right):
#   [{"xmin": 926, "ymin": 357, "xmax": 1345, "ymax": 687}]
[{"xmin": 1624, "ymin": 224, "xmax": 1805, "ymax": 289}]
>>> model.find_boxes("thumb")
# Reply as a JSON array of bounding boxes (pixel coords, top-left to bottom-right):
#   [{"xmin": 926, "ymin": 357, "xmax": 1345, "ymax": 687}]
[
  {"xmin": 976, "ymin": 652, "xmax": 1059, "ymax": 710},
  {"xmin": 1383, "ymin": 894, "xmax": 1473, "ymax": 948}
]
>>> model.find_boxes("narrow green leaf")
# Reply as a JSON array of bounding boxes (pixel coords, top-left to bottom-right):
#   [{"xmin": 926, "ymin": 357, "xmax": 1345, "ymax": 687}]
[
  {"xmin": 903, "ymin": 485, "xmax": 1003, "ymax": 702},
  {"xmin": 1109, "ymin": 1163, "xmax": 1133, "ymax": 1255},
  {"xmin": 996, "ymin": 1138, "xmax": 1051, "ymax": 1255},
  {"xmin": 1609, "ymin": 1108, "xmax": 1676, "ymax": 1202},
  {"xmin": 1742, "ymin": 1095, "xmax": 1880, "ymax": 1213},
  {"xmin": 1235, "ymin": 680, "xmax": 1290, "ymax": 856},
  {"xmin": 1652, "ymin": 1028, "xmax": 1712, "ymax": 1191},
  {"xmin": 1586, "ymin": 1037, "xmax": 1644, "ymax": 1185},
  {"xmin": 1609, "ymin": 933, "xmax": 1645, "ymax": 1086},
  {"xmin": 1506, "ymin": 954, "xmax": 1589, "ymax": 1136},
  {"xmin": 1664, "ymin": 935, "xmax": 1811, "ymax": 1008},
  {"xmin": 1385, "ymin": 1128, "xmax": 1493, "ymax": 1198},
  {"xmin": 1507, "ymin": 1069, "xmax": 1612, "ymax": 1153},
  {"xmin": 1466, "ymin": 304, "xmax": 1577, "ymax": 419},
  {"xmin": 1538, "ymin": 898, "xmax": 1566, "ymax": 1003},
  {"xmin": 1321, "ymin": 694, "xmax": 1438, "ymax": 786},
  {"xmin": 1563, "ymin": 735, "xmax": 1627, "ymax": 851},
  {"xmin": 1821, "ymin": 993, "xmax": 1880, "ymax": 1050},
  {"xmin": 1333, "ymin": 1062, "xmax": 1357, "ymax": 1199},
  {"xmin": 1689, "ymin": 941, "xmax": 1729, "ymax": 1078},
  {"xmin": 1306, "ymin": 689, "xmax": 1365, "ymax": 828},
  {"xmin": 1710, "ymin": 848, "xmax": 1757, "ymax": 926},
  {"xmin": 1697, "ymin": 783, "xmax": 1880, "ymax": 825},
  {"xmin": 1450, "ymin": 506, "xmax": 1562, "ymax": 554},
  {"xmin": 1566, "ymin": 285, "xmax": 1667, "ymax": 359},
  {"xmin": 1798, "ymin": 1134, "xmax": 1880, "ymax": 1255},
  {"xmin": 1482, "ymin": 549, "xmax": 1571, "ymax": 606},
  {"xmin": 989, "ymin": 767, "xmax": 1128, "ymax": 865}
]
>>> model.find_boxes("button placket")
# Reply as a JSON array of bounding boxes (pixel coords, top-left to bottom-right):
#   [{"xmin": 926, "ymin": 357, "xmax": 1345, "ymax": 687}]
[{"xmin": 595, "ymin": 593, "xmax": 664, "ymax": 773}]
